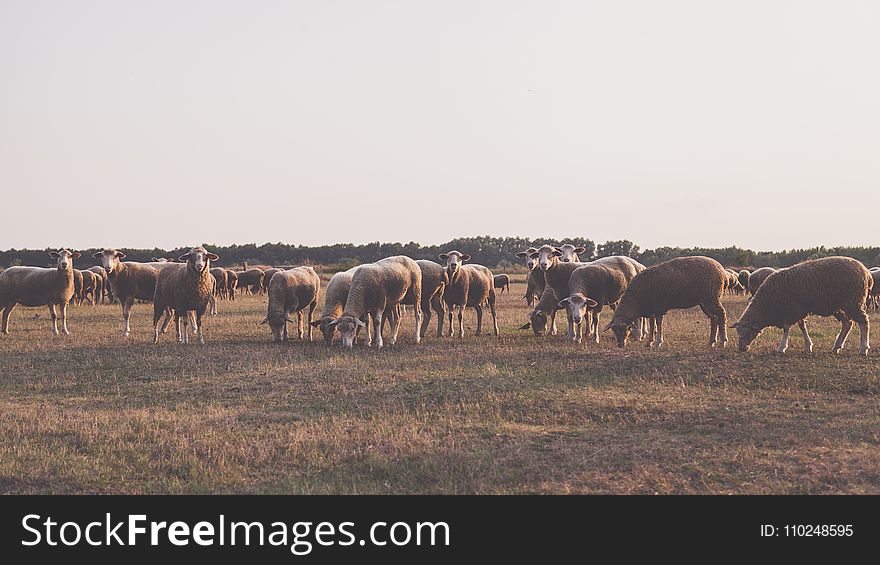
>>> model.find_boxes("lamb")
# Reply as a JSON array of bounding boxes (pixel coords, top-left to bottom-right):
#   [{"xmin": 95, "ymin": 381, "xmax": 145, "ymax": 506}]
[
  {"xmin": 515, "ymin": 248, "xmax": 543, "ymax": 307},
  {"xmin": 748, "ymin": 267, "xmax": 776, "ymax": 295},
  {"xmin": 493, "ymin": 274, "xmax": 510, "ymax": 295},
  {"xmin": 93, "ymin": 249, "xmax": 174, "ymax": 336},
  {"xmin": 555, "ymin": 244, "xmax": 586, "ymax": 263},
  {"xmin": 326, "ymin": 256, "xmax": 422, "ymax": 348},
  {"xmin": 210, "ymin": 268, "xmax": 228, "ymax": 299},
  {"xmin": 309, "ymin": 266, "xmax": 371, "ymax": 344},
  {"xmin": 225, "ymin": 269, "xmax": 238, "ymax": 300},
  {"xmin": 438, "ymin": 251, "xmax": 498, "ymax": 338},
  {"xmin": 260, "ymin": 266, "xmax": 320, "ymax": 342},
  {"xmin": 88, "ymin": 266, "xmax": 109, "ymax": 303},
  {"xmin": 558, "ymin": 264, "xmax": 627, "ymax": 343},
  {"xmin": 236, "ymin": 268, "xmax": 264, "ymax": 295},
  {"xmin": 0, "ymin": 249, "xmax": 80, "ymax": 335},
  {"xmin": 604, "ymin": 256, "xmax": 728, "ymax": 349},
  {"xmin": 261, "ymin": 268, "xmax": 281, "ymax": 295},
  {"xmin": 152, "ymin": 247, "xmax": 220, "ymax": 344},
  {"xmin": 732, "ymin": 257, "xmax": 872, "ymax": 355}
]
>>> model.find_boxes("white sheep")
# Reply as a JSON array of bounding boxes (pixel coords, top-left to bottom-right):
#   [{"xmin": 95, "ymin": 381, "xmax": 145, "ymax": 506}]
[
  {"xmin": 152, "ymin": 247, "xmax": 219, "ymax": 344},
  {"xmin": 93, "ymin": 249, "xmax": 174, "ymax": 336},
  {"xmin": 0, "ymin": 249, "xmax": 80, "ymax": 335},
  {"xmin": 438, "ymin": 251, "xmax": 498, "ymax": 338},
  {"xmin": 261, "ymin": 266, "xmax": 321, "ymax": 342}
]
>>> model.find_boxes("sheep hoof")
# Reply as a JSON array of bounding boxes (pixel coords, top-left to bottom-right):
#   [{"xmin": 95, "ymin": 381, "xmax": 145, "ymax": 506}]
[
  {"xmin": 832, "ymin": 346, "xmax": 843, "ymax": 354},
  {"xmin": 859, "ymin": 348, "xmax": 868, "ymax": 356},
  {"xmin": 655, "ymin": 341, "xmax": 663, "ymax": 349},
  {"xmin": 62, "ymin": 329, "xmax": 70, "ymax": 336},
  {"xmin": 804, "ymin": 346, "xmax": 813, "ymax": 354}
]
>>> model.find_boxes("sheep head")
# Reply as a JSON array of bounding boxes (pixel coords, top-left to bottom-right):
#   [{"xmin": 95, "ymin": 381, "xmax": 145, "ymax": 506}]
[
  {"xmin": 49, "ymin": 249, "xmax": 80, "ymax": 272},
  {"xmin": 93, "ymin": 249, "xmax": 126, "ymax": 274},
  {"xmin": 327, "ymin": 315, "xmax": 366, "ymax": 348},
  {"xmin": 528, "ymin": 308, "xmax": 550, "ymax": 336},
  {"xmin": 531, "ymin": 245, "xmax": 562, "ymax": 272},
  {"xmin": 729, "ymin": 320, "xmax": 762, "ymax": 352},
  {"xmin": 261, "ymin": 311, "xmax": 294, "ymax": 342},
  {"xmin": 604, "ymin": 319, "xmax": 640, "ymax": 348},
  {"xmin": 178, "ymin": 247, "xmax": 219, "ymax": 274},
  {"xmin": 515, "ymin": 248, "xmax": 539, "ymax": 270},
  {"xmin": 439, "ymin": 251, "xmax": 471, "ymax": 282},
  {"xmin": 558, "ymin": 293, "xmax": 598, "ymax": 325},
  {"xmin": 310, "ymin": 316, "xmax": 338, "ymax": 344},
  {"xmin": 555, "ymin": 244, "xmax": 585, "ymax": 263}
]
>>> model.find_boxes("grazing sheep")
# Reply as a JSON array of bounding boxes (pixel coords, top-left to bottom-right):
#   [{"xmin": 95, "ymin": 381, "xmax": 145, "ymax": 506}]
[
  {"xmin": 93, "ymin": 249, "xmax": 174, "ymax": 336},
  {"xmin": 738, "ymin": 270, "xmax": 751, "ymax": 294},
  {"xmin": 439, "ymin": 251, "xmax": 498, "ymax": 338},
  {"xmin": 210, "ymin": 268, "xmax": 228, "ymax": 299},
  {"xmin": 152, "ymin": 247, "xmax": 220, "ymax": 344},
  {"xmin": 528, "ymin": 245, "xmax": 583, "ymax": 338},
  {"xmin": 225, "ymin": 269, "xmax": 238, "ymax": 300},
  {"xmin": 261, "ymin": 268, "xmax": 282, "ymax": 295},
  {"xmin": 592, "ymin": 256, "xmax": 648, "ymax": 340},
  {"xmin": 236, "ymin": 268, "xmax": 264, "ymax": 295},
  {"xmin": 605, "ymin": 256, "xmax": 728, "ymax": 349},
  {"xmin": 260, "ymin": 266, "xmax": 320, "ymax": 342},
  {"xmin": 519, "ymin": 286, "xmax": 562, "ymax": 336},
  {"xmin": 326, "ymin": 256, "xmax": 422, "ymax": 349},
  {"xmin": 493, "ymin": 273, "xmax": 510, "ymax": 295},
  {"xmin": 79, "ymin": 269, "xmax": 99, "ymax": 305},
  {"xmin": 870, "ymin": 269, "xmax": 880, "ymax": 310},
  {"xmin": 515, "ymin": 248, "xmax": 544, "ymax": 307},
  {"xmin": 555, "ymin": 244, "xmax": 586, "ymax": 263},
  {"xmin": 393, "ymin": 260, "xmax": 447, "ymax": 339},
  {"xmin": 732, "ymin": 257, "xmax": 871, "ymax": 355},
  {"xmin": 725, "ymin": 269, "xmax": 745, "ymax": 295},
  {"xmin": 748, "ymin": 267, "xmax": 777, "ymax": 295},
  {"xmin": 558, "ymin": 264, "xmax": 627, "ymax": 343},
  {"xmin": 310, "ymin": 266, "xmax": 371, "ymax": 344},
  {"xmin": 88, "ymin": 266, "xmax": 109, "ymax": 303},
  {"xmin": 0, "ymin": 249, "xmax": 80, "ymax": 335},
  {"xmin": 72, "ymin": 269, "xmax": 84, "ymax": 305}
]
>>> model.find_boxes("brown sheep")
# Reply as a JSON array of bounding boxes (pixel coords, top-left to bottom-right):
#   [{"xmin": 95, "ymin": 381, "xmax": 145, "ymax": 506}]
[
  {"xmin": 152, "ymin": 247, "xmax": 219, "ymax": 344},
  {"xmin": 236, "ymin": 268, "xmax": 264, "ymax": 295},
  {"xmin": 88, "ymin": 266, "xmax": 109, "ymax": 303},
  {"xmin": 72, "ymin": 269, "xmax": 84, "ymax": 305},
  {"xmin": 225, "ymin": 269, "xmax": 238, "ymax": 300},
  {"xmin": 605, "ymin": 256, "xmax": 728, "ymax": 349},
  {"xmin": 438, "ymin": 251, "xmax": 497, "ymax": 338},
  {"xmin": 210, "ymin": 268, "xmax": 228, "ymax": 300},
  {"xmin": 515, "ymin": 248, "xmax": 543, "ymax": 307},
  {"xmin": 309, "ymin": 266, "xmax": 371, "ymax": 344},
  {"xmin": 261, "ymin": 268, "xmax": 282, "ymax": 295},
  {"xmin": 93, "ymin": 249, "xmax": 173, "ymax": 336},
  {"xmin": 493, "ymin": 273, "xmax": 510, "ymax": 295},
  {"xmin": 748, "ymin": 267, "xmax": 777, "ymax": 295},
  {"xmin": 0, "ymin": 249, "xmax": 80, "ymax": 335},
  {"xmin": 261, "ymin": 267, "xmax": 321, "ymax": 342},
  {"xmin": 732, "ymin": 257, "xmax": 872, "ymax": 355},
  {"xmin": 558, "ymin": 264, "xmax": 627, "ymax": 344}
]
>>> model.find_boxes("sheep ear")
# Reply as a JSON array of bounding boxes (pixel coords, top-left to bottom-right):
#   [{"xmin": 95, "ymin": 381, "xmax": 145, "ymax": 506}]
[
  {"xmin": 309, "ymin": 320, "xmax": 322, "ymax": 328},
  {"xmin": 71, "ymin": 251, "xmax": 81, "ymax": 259},
  {"xmin": 49, "ymin": 251, "xmax": 59, "ymax": 258},
  {"xmin": 92, "ymin": 252, "xmax": 103, "ymax": 259},
  {"xmin": 574, "ymin": 247, "xmax": 586, "ymax": 254},
  {"xmin": 557, "ymin": 298, "xmax": 570, "ymax": 308},
  {"xmin": 602, "ymin": 321, "xmax": 613, "ymax": 332},
  {"xmin": 519, "ymin": 322, "xmax": 532, "ymax": 330},
  {"xmin": 515, "ymin": 252, "xmax": 528, "ymax": 258},
  {"xmin": 438, "ymin": 254, "xmax": 448, "ymax": 261},
  {"xmin": 259, "ymin": 317, "xmax": 268, "ymax": 325},
  {"xmin": 207, "ymin": 253, "xmax": 219, "ymax": 261},
  {"xmin": 327, "ymin": 319, "xmax": 339, "ymax": 328},
  {"xmin": 552, "ymin": 250, "xmax": 563, "ymax": 257},
  {"xmin": 461, "ymin": 254, "xmax": 471, "ymax": 262},
  {"xmin": 177, "ymin": 253, "xmax": 191, "ymax": 262},
  {"xmin": 729, "ymin": 322, "xmax": 739, "ymax": 329},
  {"xmin": 354, "ymin": 318, "xmax": 366, "ymax": 328},
  {"xmin": 586, "ymin": 298, "xmax": 598, "ymax": 308},
  {"xmin": 151, "ymin": 258, "xmax": 160, "ymax": 262},
  {"xmin": 116, "ymin": 252, "xmax": 126, "ymax": 259},
  {"xmin": 528, "ymin": 253, "xmax": 539, "ymax": 259}
]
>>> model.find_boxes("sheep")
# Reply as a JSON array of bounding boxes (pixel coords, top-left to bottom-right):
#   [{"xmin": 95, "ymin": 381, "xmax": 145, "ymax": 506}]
[
  {"xmin": 236, "ymin": 268, "xmax": 264, "ymax": 295},
  {"xmin": 519, "ymin": 286, "xmax": 562, "ymax": 336},
  {"xmin": 0, "ymin": 249, "xmax": 80, "ymax": 335},
  {"xmin": 326, "ymin": 256, "xmax": 422, "ymax": 349},
  {"xmin": 725, "ymin": 269, "xmax": 745, "ymax": 295},
  {"xmin": 79, "ymin": 269, "xmax": 99, "ymax": 305},
  {"xmin": 493, "ymin": 273, "xmax": 510, "ymax": 295},
  {"xmin": 737, "ymin": 269, "xmax": 751, "ymax": 296},
  {"xmin": 260, "ymin": 266, "xmax": 320, "ymax": 342},
  {"xmin": 732, "ymin": 256, "xmax": 871, "ymax": 355},
  {"xmin": 438, "ymin": 251, "xmax": 498, "ymax": 338},
  {"xmin": 72, "ymin": 269, "xmax": 84, "ymax": 305},
  {"xmin": 210, "ymin": 268, "xmax": 228, "ymax": 300},
  {"xmin": 870, "ymin": 269, "xmax": 880, "ymax": 310},
  {"xmin": 558, "ymin": 264, "xmax": 627, "ymax": 343},
  {"xmin": 748, "ymin": 267, "xmax": 776, "ymax": 295},
  {"xmin": 309, "ymin": 266, "xmax": 371, "ymax": 344},
  {"xmin": 527, "ymin": 245, "xmax": 584, "ymax": 338},
  {"xmin": 404, "ymin": 260, "xmax": 447, "ymax": 338},
  {"xmin": 515, "ymin": 248, "xmax": 543, "ymax": 307},
  {"xmin": 88, "ymin": 266, "xmax": 109, "ymax": 303},
  {"xmin": 93, "ymin": 249, "xmax": 174, "ymax": 336},
  {"xmin": 604, "ymin": 256, "xmax": 728, "ymax": 349},
  {"xmin": 225, "ymin": 269, "xmax": 238, "ymax": 300},
  {"xmin": 261, "ymin": 268, "xmax": 281, "ymax": 295},
  {"xmin": 152, "ymin": 247, "xmax": 220, "ymax": 344},
  {"xmin": 555, "ymin": 244, "xmax": 586, "ymax": 263}
]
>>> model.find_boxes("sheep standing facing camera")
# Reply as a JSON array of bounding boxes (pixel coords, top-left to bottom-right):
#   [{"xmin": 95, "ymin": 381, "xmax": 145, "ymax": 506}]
[
  {"xmin": 732, "ymin": 256, "xmax": 871, "ymax": 355},
  {"xmin": 0, "ymin": 249, "xmax": 80, "ymax": 335},
  {"xmin": 515, "ymin": 248, "xmax": 544, "ymax": 308},
  {"xmin": 94, "ymin": 249, "xmax": 174, "ymax": 336},
  {"xmin": 559, "ymin": 264, "xmax": 627, "ymax": 344},
  {"xmin": 152, "ymin": 247, "xmax": 219, "ymax": 344},
  {"xmin": 439, "ymin": 251, "xmax": 497, "ymax": 338}
]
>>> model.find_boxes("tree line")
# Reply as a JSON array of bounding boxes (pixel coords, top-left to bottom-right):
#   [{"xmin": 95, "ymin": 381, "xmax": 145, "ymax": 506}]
[{"xmin": 2, "ymin": 237, "xmax": 879, "ymax": 271}]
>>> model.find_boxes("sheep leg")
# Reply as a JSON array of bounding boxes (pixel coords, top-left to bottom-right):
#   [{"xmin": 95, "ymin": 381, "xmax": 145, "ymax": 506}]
[
  {"xmin": 457, "ymin": 306, "xmax": 464, "ymax": 338},
  {"xmin": 419, "ymin": 300, "xmax": 431, "ymax": 339},
  {"xmin": 858, "ymin": 320, "xmax": 870, "ymax": 356},
  {"xmin": 209, "ymin": 294, "xmax": 217, "ymax": 316},
  {"xmin": 592, "ymin": 311, "xmax": 601, "ymax": 344},
  {"xmin": 307, "ymin": 302, "xmax": 316, "ymax": 341},
  {"xmin": 152, "ymin": 302, "xmax": 165, "ymax": 343},
  {"xmin": 446, "ymin": 307, "xmax": 453, "ymax": 337},
  {"xmin": 654, "ymin": 315, "xmax": 664, "ymax": 348},
  {"xmin": 372, "ymin": 310, "xmax": 384, "ymax": 349},
  {"xmin": 475, "ymin": 304, "xmax": 483, "ymax": 336},
  {"xmin": 832, "ymin": 318, "xmax": 853, "ymax": 354},
  {"xmin": 121, "ymin": 298, "xmax": 134, "ymax": 337},
  {"xmin": 48, "ymin": 304, "xmax": 59, "ymax": 336},
  {"xmin": 549, "ymin": 308, "xmax": 558, "ymax": 336},
  {"xmin": 777, "ymin": 325, "xmax": 791, "ymax": 353},
  {"xmin": 195, "ymin": 309, "xmax": 205, "ymax": 345},
  {"xmin": 297, "ymin": 311, "xmax": 304, "ymax": 340},
  {"xmin": 181, "ymin": 313, "xmax": 190, "ymax": 345},
  {"xmin": 412, "ymin": 302, "xmax": 422, "ymax": 345},
  {"xmin": 174, "ymin": 313, "xmax": 182, "ymax": 343},
  {"xmin": 489, "ymin": 300, "xmax": 498, "ymax": 336},
  {"xmin": 58, "ymin": 302, "xmax": 70, "ymax": 335},
  {"xmin": 1, "ymin": 304, "xmax": 15, "ymax": 334},
  {"xmin": 797, "ymin": 319, "xmax": 813, "ymax": 353},
  {"xmin": 159, "ymin": 307, "xmax": 173, "ymax": 334},
  {"xmin": 389, "ymin": 306, "xmax": 402, "ymax": 345}
]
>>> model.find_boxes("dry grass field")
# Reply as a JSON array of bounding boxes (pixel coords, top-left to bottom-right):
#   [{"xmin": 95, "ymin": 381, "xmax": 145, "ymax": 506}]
[{"xmin": 1, "ymin": 278, "xmax": 879, "ymax": 494}]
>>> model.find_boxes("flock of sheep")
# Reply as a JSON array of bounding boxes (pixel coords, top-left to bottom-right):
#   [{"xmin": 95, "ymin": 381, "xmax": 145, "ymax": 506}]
[{"xmin": 0, "ymin": 245, "xmax": 877, "ymax": 356}]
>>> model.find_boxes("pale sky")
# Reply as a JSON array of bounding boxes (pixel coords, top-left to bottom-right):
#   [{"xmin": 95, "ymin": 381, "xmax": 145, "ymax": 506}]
[{"xmin": 1, "ymin": 1, "xmax": 878, "ymax": 251}]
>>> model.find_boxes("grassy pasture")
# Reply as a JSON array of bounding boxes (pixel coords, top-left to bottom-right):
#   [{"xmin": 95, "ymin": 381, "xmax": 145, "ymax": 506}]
[{"xmin": 1, "ymin": 280, "xmax": 878, "ymax": 494}]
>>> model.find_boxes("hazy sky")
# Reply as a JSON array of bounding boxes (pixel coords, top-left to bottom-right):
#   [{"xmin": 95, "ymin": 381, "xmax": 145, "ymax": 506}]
[{"xmin": 2, "ymin": 1, "xmax": 878, "ymax": 251}]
